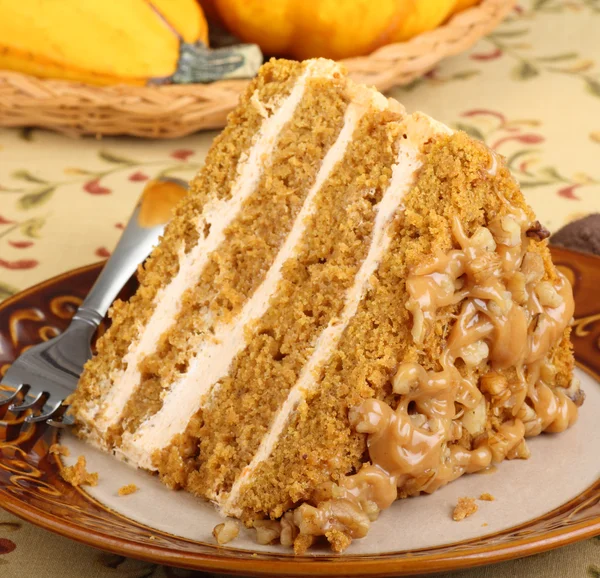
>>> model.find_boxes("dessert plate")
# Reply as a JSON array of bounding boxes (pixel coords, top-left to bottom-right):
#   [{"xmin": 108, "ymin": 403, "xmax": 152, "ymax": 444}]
[{"xmin": 1, "ymin": 246, "xmax": 599, "ymax": 577}]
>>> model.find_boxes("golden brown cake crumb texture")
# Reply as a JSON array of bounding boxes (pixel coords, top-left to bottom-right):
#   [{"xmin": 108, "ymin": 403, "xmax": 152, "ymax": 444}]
[
  {"xmin": 118, "ymin": 484, "xmax": 138, "ymax": 496},
  {"xmin": 61, "ymin": 456, "xmax": 98, "ymax": 487},
  {"xmin": 479, "ymin": 492, "xmax": 495, "ymax": 501},
  {"xmin": 453, "ymin": 497, "xmax": 478, "ymax": 521}
]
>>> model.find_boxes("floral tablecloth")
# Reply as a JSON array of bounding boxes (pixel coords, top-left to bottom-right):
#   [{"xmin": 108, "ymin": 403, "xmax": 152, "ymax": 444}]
[{"xmin": 1, "ymin": 1, "xmax": 599, "ymax": 576}]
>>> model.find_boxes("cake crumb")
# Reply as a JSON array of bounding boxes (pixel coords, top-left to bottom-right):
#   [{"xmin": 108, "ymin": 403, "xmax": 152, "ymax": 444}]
[
  {"xmin": 452, "ymin": 497, "xmax": 478, "ymax": 521},
  {"xmin": 293, "ymin": 534, "xmax": 315, "ymax": 555},
  {"xmin": 213, "ymin": 520, "xmax": 239, "ymax": 545},
  {"xmin": 118, "ymin": 484, "xmax": 138, "ymax": 496},
  {"xmin": 61, "ymin": 456, "xmax": 98, "ymax": 487},
  {"xmin": 479, "ymin": 492, "xmax": 495, "ymax": 501},
  {"xmin": 326, "ymin": 529, "xmax": 352, "ymax": 553},
  {"xmin": 49, "ymin": 444, "xmax": 70, "ymax": 457},
  {"xmin": 482, "ymin": 523, "xmax": 488, "ymax": 527}
]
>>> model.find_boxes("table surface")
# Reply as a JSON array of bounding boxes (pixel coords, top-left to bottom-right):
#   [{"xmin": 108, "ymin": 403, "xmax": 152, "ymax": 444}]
[{"xmin": 1, "ymin": 1, "xmax": 599, "ymax": 576}]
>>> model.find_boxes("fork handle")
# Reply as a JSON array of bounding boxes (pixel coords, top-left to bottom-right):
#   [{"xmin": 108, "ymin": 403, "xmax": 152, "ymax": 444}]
[{"xmin": 75, "ymin": 179, "xmax": 184, "ymax": 325}]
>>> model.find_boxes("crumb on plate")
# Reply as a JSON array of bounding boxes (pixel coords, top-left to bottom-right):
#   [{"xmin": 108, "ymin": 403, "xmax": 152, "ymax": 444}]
[
  {"xmin": 61, "ymin": 456, "xmax": 98, "ymax": 487},
  {"xmin": 49, "ymin": 443, "xmax": 70, "ymax": 457},
  {"xmin": 452, "ymin": 497, "xmax": 478, "ymax": 521},
  {"xmin": 213, "ymin": 520, "xmax": 239, "ymax": 545},
  {"xmin": 479, "ymin": 492, "xmax": 495, "ymax": 501},
  {"xmin": 118, "ymin": 484, "xmax": 138, "ymax": 496}
]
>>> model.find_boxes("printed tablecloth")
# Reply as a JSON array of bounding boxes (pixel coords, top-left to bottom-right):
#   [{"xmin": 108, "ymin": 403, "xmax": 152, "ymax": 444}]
[{"xmin": 1, "ymin": 1, "xmax": 599, "ymax": 576}]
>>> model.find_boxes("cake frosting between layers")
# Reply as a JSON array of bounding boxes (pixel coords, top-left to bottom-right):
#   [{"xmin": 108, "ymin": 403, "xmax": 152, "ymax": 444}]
[
  {"xmin": 69, "ymin": 57, "xmax": 583, "ymax": 554},
  {"xmin": 119, "ymin": 82, "xmax": 390, "ymax": 469},
  {"xmin": 75, "ymin": 58, "xmax": 345, "ymax": 444}
]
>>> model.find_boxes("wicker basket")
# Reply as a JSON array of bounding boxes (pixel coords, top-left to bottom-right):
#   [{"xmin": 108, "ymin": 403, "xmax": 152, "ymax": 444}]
[{"xmin": 0, "ymin": 0, "xmax": 514, "ymax": 139}]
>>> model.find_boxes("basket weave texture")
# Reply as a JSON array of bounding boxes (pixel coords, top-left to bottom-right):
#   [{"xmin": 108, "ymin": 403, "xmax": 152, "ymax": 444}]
[{"xmin": 0, "ymin": 0, "xmax": 514, "ymax": 139}]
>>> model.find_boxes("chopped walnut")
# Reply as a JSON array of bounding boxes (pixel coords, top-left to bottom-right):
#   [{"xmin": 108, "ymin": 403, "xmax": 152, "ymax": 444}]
[
  {"xmin": 526, "ymin": 220, "xmax": 550, "ymax": 241},
  {"xmin": 461, "ymin": 398, "xmax": 487, "ymax": 436},
  {"xmin": 479, "ymin": 493, "xmax": 495, "ymax": 501},
  {"xmin": 254, "ymin": 519, "xmax": 281, "ymax": 545},
  {"xmin": 280, "ymin": 512, "xmax": 299, "ymax": 547},
  {"xmin": 452, "ymin": 497, "xmax": 478, "ymax": 521},
  {"xmin": 520, "ymin": 252, "xmax": 544, "ymax": 284},
  {"xmin": 489, "ymin": 215, "xmax": 521, "ymax": 247},
  {"xmin": 118, "ymin": 484, "xmax": 138, "ymax": 496},
  {"xmin": 562, "ymin": 377, "xmax": 585, "ymax": 407},
  {"xmin": 470, "ymin": 226, "xmax": 497, "ymax": 252},
  {"xmin": 458, "ymin": 340, "xmax": 489, "ymax": 368},
  {"xmin": 536, "ymin": 281, "xmax": 562, "ymax": 308},
  {"xmin": 480, "ymin": 372, "xmax": 508, "ymax": 397},
  {"xmin": 507, "ymin": 438, "xmax": 531, "ymax": 460},
  {"xmin": 61, "ymin": 456, "xmax": 98, "ymax": 487},
  {"xmin": 49, "ymin": 444, "xmax": 70, "ymax": 457},
  {"xmin": 212, "ymin": 520, "xmax": 239, "ymax": 545}
]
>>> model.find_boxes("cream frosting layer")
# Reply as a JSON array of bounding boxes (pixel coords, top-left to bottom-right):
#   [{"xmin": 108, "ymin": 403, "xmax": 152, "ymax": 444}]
[
  {"xmin": 80, "ymin": 59, "xmax": 341, "ymax": 438},
  {"xmin": 221, "ymin": 138, "xmax": 423, "ymax": 515},
  {"xmin": 117, "ymin": 87, "xmax": 385, "ymax": 468}
]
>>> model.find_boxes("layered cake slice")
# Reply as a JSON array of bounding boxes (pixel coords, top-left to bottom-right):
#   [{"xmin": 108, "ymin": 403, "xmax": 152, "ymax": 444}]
[{"xmin": 69, "ymin": 58, "xmax": 583, "ymax": 553}]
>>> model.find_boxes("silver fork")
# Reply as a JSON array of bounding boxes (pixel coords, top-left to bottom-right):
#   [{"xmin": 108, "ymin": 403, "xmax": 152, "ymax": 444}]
[{"xmin": 0, "ymin": 178, "xmax": 185, "ymax": 426}]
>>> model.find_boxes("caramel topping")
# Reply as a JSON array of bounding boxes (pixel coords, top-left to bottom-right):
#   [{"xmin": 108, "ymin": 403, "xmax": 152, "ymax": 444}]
[{"xmin": 292, "ymin": 191, "xmax": 580, "ymax": 549}]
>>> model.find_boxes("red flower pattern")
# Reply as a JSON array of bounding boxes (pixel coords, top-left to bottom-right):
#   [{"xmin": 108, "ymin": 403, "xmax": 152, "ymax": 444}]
[
  {"xmin": 170, "ymin": 149, "xmax": 194, "ymax": 161},
  {"xmin": 0, "ymin": 258, "xmax": 38, "ymax": 270},
  {"xmin": 557, "ymin": 184, "xmax": 582, "ymax": 200},
  {"xmin": 491, "ymin": 134, "xmax": 545, "ymax": 150},
  {"xmin": 470, "ymin": 47, "xmax": 503, "ymax": 61},
  {"xmin": 462, "ymin": 110, "xmax": 506, "ymax": 123},
  {"xmin": 0, "ymin": 537, "xmax": 16, "ymax": 555},
  {"xmin": 84, "ymin": 179, "xmax": 111, "ymax": 195},
  {"xmin": 8, "ymin": 240, "xmax": 34, "ymax": 249},
  {"xmin": 95, "ymin": 247, "xmax": 111, "ymax": 258},
  {"xmin": 0, "ymin": 215, "xmax": 15, "ymax": 225},
  {"xmin": 128, "ymin": 171, "xmax": 149, "ymax": 182}
]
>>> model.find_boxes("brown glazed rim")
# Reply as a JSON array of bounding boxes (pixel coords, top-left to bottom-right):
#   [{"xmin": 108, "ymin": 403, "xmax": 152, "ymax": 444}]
[{"xmin": 1, "ymin": 246, "xmax": 599, "ymax": 577}]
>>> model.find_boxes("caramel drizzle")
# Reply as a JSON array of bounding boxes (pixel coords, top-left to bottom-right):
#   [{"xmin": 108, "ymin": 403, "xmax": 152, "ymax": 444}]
[{"xmin": 294, "ymin": 200, "xmax": 580, "ymax": 547}]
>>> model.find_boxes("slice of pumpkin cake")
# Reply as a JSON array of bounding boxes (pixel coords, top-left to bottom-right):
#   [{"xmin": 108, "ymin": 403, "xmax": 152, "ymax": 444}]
[{"xmin": 69, "ymin": 57, "xmax": 583, "ymax": 553}]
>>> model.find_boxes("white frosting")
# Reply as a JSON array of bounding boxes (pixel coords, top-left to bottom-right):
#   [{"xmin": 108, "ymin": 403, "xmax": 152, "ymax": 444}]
[
  {"xmin": 488, "ymin": 151, "xmax": 499, "ymax": 176},
  {"xmin": 81, "ymin": 59, "xmax": 341, "ymax": 437},
  {"xmin": 117, "ymin": 90, "xmax": 382, "ymax": 468},
  {"xmin": 222, "ymin": 139, "xmax": 422, "ymax": 514}
]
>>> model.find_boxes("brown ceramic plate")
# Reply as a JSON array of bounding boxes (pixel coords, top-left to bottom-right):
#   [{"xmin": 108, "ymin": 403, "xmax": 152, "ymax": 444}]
[{"xmin": 1, "ymin": 246, "xmax": 599, "ymax": 577}]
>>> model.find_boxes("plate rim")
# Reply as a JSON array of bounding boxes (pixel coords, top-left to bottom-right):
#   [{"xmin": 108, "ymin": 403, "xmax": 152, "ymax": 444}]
[{"xmin": 1, "ymin": 249, "xmax": 600, "ymax": 577}]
